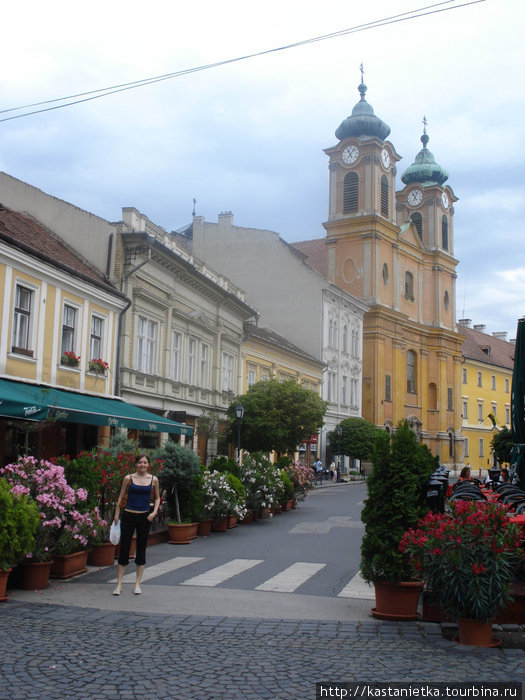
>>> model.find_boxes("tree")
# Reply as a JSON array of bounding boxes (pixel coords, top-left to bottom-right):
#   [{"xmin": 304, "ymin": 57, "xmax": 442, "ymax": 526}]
[
  {"xmin": 153, "ymin": 442, "xmax": 201, "ymax": 523},
  {"xmin": 226, "ymin": 379, "xmax": 327, "ymax": 455},
  {"xmin": 328, "ymin": 417, "xmax": 381, "ymax": 463},
  {"xmin": 491, "ymin": 426, "xmax": 513, "ymax": 466}
]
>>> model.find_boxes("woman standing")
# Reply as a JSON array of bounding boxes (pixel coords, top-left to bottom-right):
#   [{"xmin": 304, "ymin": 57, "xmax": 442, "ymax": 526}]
[{"xmin": 113, "ymin": 454, "xmax": 160, "ymax": 596}]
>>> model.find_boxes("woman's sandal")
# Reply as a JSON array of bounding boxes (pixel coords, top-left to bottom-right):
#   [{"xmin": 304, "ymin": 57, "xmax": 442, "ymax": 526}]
[
  {"xmin": 133, "ymin": 586, "xmax": 142, "ymax": 595},
  {"xmin": 112, "ymin": 587, "xmax": 122, "ymax": 596}
]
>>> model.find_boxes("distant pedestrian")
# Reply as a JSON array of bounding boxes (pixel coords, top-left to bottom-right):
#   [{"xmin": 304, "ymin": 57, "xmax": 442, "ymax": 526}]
[{"xmin": 112, "ymin": 454, "xmax": 160, "ymax": 596}]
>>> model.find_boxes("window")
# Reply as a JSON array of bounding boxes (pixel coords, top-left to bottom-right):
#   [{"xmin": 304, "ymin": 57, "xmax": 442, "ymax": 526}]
[
  {"xmin": 247, "ymin": 365, "xmax": 257, "ymax": 387},
  {"xmin": 200, "ymin": 343, "xmax": 209, "ymax": 388},
  {"xmin": 506, "ymin": 406, "xmax": 510, "ymax": 424},
  {"xmin": 463, "ymin": 399, "xmax": 468, "ymax": 420},
  {"xmin": 464, "ymin": 437, "xmax": 469, "ymax": 457},
  {"xmin": 327, "ymin": 371, "xmax": 336, "ymax": 403},
  {"xmin": 428, "ymin": 383, "xmax": 437, "ymax": 410},
  {"xmin": 61, "ymin": 305, "xmax": 77, "ymax": 354},
  {"xmin": 478, "ymin": 402, "xmax": 483, "ymax": 422},
  {"xmin": 404, "ymin": 271, "xmax": 414, "ymax": 302},
  {"xmin": 407, "ymin": 350, "xmax": 417, "ymax": 393},
  {"xmin": 261, "ymin": 368, "xmax": 270, "ymax": 382},
  {"xmin": 505, "ymin": 378, "xmax": 510, "ymax": 393},
  {"xmin": 410, "ymin": 212, "xmax": 423, "ymax": 240},
  {"xmin": 12, "ymin": 284, "xmax": 33, "ymax": 355},
  {"xmin": 343, "ymin": 172, "xmax": 358, "ymax": 213},
  {"xmin": 477, "ymin": 371, "xmax": 483, "ymax": 387},
  {"xmin": 343, "ymin": 325, "xmax": 349, "ymax": 353},
  {"xmin": 479, "ymin": 438, "xmax": 484, "ymax": 458},
  {"xmin": 382, "ymin": 262, "xmax": 389, "ymax": 285},
  {"xmin": 342, "ymin": 376, "xmax": 348, "ymax": 405},
  {"xmin": 351, "ymin": 378, "xmax": 358, "ymax": 407},
  {"xmin": 444, "ymin": 291, "xmax": 450, "ymax": 310},
  {"xmin": 385, "ymin": 374, "xmax": 392, "ymax": 402},
  {"xmin": 462, "ymin": 368, "xmax": 467, "ymax": 384},
  {"xmin": 137, "ymin": 316, "xmax": 157, "ymax": 374},
  {"xmin": 90, "ymin": 316, "xmax": 104, "ymax": 360},
  {"xmin": 491, "ymin": 375, "xmax": 496, "ymax": 390},
  {"xmin": 328, "ymin": 319, "xmax": 338, "ymax": 348},
  {"xmin": 351, "ymin": 329, "xmax": 360, "ymax": 357},
  {"xmin": 222, "ymin": 352, "xmax": 234, "ymax": 392},
  {"xmin": 172, "ymin": 332, "xmax": 181, "ymax": 381},
  {"xmin": 442, "ymin": 215, "xmax": 449, "ymax": 251},
  {"xmin": 188, "ymin": 338, "xmax": 196, "ymax": 384},
  {"xmin": 380, "ymin": 175, "xmax": 389, "ymax": 217},
  {"xmin": 447, "ymin": 387, "xmax": 453, "ymax": 411}
]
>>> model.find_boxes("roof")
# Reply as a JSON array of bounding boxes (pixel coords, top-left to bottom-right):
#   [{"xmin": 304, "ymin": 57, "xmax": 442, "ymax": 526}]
[
  {"xmin": 0, "ymin": 203, "xmax": 122, "ymax": 296},
  {"xmin": 458, "ymin": 323, "xmax": 515, "ymax": 370},
  {"xmin": 244, "ymin": 324, "xmax": 323, "ymax": 366},
  {"xmin": 291, "ymin": 238, "xmax": 327, "ymax": 277}
]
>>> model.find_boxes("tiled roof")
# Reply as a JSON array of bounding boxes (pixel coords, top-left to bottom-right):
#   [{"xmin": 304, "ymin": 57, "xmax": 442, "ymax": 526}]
[
  {"xmin": 291, "ymin": 238, "xmax": 328, "ymax": 277},
  {"xmin": 0, "ymin": 203, "xmax": 119, "ymax": 294},
  {"xmin": 244, "ymin": 324, "xmax": 323, "ymax": 366},
  {"xmin": 458, "ymin": 323, "xmax": 515, "ymax": 370}
]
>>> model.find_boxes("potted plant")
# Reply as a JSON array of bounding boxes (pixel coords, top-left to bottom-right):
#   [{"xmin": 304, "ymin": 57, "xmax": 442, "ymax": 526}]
[
  {"xmin": 0, "ymin": 479, "xmax": 40, "ymax": 601},
  {"xmin": 400, "ymin": 500, "xmax": 523, "ymax": 645},
  {"xmin": 277, "ymin": 458, "xmax": 313, "ymax": 505},
  {"xmin": 240, "ymin": 452, "xmax": 279, "ymax": 518},
  {"xmin": 279, "ymin": 469, "xmax": 295, "ymax": 510},
  {"xmin": 226, "ymin": 473, "xmax": 246, "ymax": 527},
  {"xmin": 154, "ymin": 442, "xmax": 201, "ymax": 544},
  {"xmin": 202, "ymin": 469, "xmax": 247, "ymax": 530},
  {"xmin": 88, "ymin": 358, "xmax": 109, "ymax": 375},
  {"xmin": 87, "ymin": 507, "xmax": 115, "ymax": 566},
  {"xmin": 360, "ymin": 420, "xmax": 436, "ymax": 619},
  {"xmin": 61, "ymin": 350, "xmax": 80, "ymax": 367}
]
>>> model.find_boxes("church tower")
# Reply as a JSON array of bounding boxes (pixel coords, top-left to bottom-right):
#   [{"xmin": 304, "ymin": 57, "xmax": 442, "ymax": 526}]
[{"xmin": 323, "ymin": 71, "xmax": 464, "ymax": 466}]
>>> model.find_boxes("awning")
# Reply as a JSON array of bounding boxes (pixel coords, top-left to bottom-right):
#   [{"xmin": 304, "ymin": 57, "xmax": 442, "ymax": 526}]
[{"xmin": 0, "ymin": 379, "xmax": 192, "ymax": 436}]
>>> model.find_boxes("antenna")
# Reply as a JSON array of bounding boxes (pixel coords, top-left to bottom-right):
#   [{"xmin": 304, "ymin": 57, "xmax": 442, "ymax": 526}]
[{"xmin": 192, "ymin": 198, "xmax": 196, "ymax": 217}]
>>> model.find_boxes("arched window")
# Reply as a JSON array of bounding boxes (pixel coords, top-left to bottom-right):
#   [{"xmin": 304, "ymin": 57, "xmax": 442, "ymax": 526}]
[
  {"xmin": 442, "ymin": 215, "xmax": 449, "ymax": 250},
  {"xmin": 404, "ymin": 271, "xmax": 415, "ymax": 301},
  {"xmin": 343, "ymin": 172, "xmax": 358, "ymax": 213},
  {"xmin": 380, "ymin": 175, "xmax": 389, "ymax": 217},
  {"xmin": 407, "ymin": 350, "xmax": 417, "ymax": 393},
  {"xmin": 410, "ymin": 212, "xmax": 423, "ymax": 240},
  {"xmin": 343, "ymin": 324, "xmax": 349, "ymax": 353}
]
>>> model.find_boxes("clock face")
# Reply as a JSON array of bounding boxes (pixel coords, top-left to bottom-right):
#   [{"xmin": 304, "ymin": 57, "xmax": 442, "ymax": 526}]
[
  {"xmin": 341, "ymin": 145, "xmax": 359, "ymax": 165},
  {"xmin": 381, "ymin": 148, "xmax": 391, "ymax": 169},
  {"xmin": 441, "ymin": 191, "xmax": 449, "ymax": 209},
  {"xmin": 407, "ymin": 189, "xmax": 423, "ymax": 207}
]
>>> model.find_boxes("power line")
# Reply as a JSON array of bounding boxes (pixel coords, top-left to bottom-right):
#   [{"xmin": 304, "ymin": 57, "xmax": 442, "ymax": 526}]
[{"xmin": 0, "ymin": 0, "xmax": 486, "ymax": 124}]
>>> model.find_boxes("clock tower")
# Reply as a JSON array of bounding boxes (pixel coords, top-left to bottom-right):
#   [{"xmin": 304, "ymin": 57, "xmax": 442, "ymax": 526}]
[{"xmin": 322, "ymin": 75, "xmax": 463, "ymax": 467}]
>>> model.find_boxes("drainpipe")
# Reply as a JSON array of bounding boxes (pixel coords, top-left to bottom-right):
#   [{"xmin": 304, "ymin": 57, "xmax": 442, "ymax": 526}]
[{"xmin": 114, "ymin": 236, "xmax": 154, "ymax": 397}]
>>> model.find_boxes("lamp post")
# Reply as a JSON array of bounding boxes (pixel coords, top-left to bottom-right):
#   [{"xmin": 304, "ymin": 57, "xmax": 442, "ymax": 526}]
[
  {"xmin": 235, "ymin": 404, "xmax": 244, "ymax": 461},
  {"xmin": 335, "ymin": 425, "xmax": 342, "ymax": 483}
]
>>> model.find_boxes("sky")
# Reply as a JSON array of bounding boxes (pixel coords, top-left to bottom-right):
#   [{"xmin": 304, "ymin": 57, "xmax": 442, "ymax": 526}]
[{"xmin": 1, "ymin": 0, "xmax": 524, "ymax": 338}]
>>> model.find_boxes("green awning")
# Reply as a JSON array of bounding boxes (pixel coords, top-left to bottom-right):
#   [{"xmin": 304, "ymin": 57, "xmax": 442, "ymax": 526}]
[{"xmin": 0, "ymin": 379, "xmax": 192, "ymax": 436}]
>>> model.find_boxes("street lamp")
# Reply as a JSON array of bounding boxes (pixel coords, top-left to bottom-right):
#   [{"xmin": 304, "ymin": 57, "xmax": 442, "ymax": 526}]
[
  {"xmin": 335, "ymin": 425, "xmax": 342, "ymax": 483},
  {"xmin": 235, "ymin": 404, "xmax": 244, "ymax": 461}
]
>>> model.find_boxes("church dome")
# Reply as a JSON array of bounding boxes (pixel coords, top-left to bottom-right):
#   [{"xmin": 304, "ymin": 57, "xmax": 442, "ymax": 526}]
[
  {"xmin": 401, "ymin": 126, "xmax": 448, "ymax": 186},
  {"xmin": 335, "ymin": 81, "xmax": 391, "ymax": 142}
]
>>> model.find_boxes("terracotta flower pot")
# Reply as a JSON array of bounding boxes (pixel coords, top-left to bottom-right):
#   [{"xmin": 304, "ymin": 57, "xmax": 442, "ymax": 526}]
[
  {"xmin": 168, "ymin": 522, "xmax": 198, "ymax": 544},
  {"xmin": 252, "ymin": 510, "xmax": 260, "ymax": 521},
  {"xmin": 211, "ymin": 517, "xmax": 228, "ymax": 532},
  {"xmin": 371, "ymin": 580, "xmax": 423, "ymax": 620},
  {"xmin": 87, "ymin": 543, "xmax": 116, "ymax": 567},
  {"xmin": 51, "ymin": 551, "xmax": 88, "ymax": 579},
  {"xmin": 457, "ymin": 617, "xmax": 495, "ymax": 647},
  {"xmin": 21, "ymin": 560, "xmax": 53, "ymax": 590},
  {"xmin": 197, "ymin": 519, "xmax": 213, "ymax": 536},
  {"xmin": 0, "ymin": 567, "xmax": 11, "ymax": 602},
  {"xmin": 227, "ymin": 515, "xmax": 238, "ymax": 529},
  {"xmin": 240, "ymin": 512, "xmax": 253, "ymax": 524}
]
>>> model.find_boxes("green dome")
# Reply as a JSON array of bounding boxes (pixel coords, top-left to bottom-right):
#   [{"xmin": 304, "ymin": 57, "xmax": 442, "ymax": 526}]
[
  {"xmin": 335, "ymin": 81, "xmax": 390, "ymax": 142},
  {"xmin": 401, "ymin": 130, "xmax": 448, "ymax": 186}
]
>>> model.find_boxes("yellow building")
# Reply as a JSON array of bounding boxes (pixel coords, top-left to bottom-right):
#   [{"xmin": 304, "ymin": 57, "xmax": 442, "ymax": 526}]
[
  {"xmin": 458, "ymin": 320, "xmax": 514, "ymax": 476},
  {"xmin": 296, "ymin": 78, "xmax": 464, "ymax": 466},
  {"xmin": 0, "ymin": 204, "xmax": 187, "ymax": 464}
]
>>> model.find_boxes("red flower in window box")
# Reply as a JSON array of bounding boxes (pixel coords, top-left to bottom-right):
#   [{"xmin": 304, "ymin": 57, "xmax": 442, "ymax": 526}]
[
  {"xmin": 61, "ymin": 351, "xmax": 80, "ymax": 367},
  {"xmin": 88, "ymin": 358, "xmax": 109, "ymax": 375}
]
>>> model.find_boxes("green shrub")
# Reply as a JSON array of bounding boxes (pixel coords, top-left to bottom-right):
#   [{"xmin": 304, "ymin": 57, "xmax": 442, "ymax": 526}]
[
  {"xmin": 0, "ymin": 479, "xmax": 39, "ymax": 570},
  {"xmin": 209, "ymin": 456, "xmax": 240, "ymax": 479}
]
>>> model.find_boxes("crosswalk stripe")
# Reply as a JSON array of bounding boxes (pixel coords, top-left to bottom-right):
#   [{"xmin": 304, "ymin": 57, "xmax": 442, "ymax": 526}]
[
  {"xmin": 180, "ymin": 558, "xmax": 263, "ymax": 587},
  {"xmin": 255, "ymin": 562, "xmax": 325, "ymax": 593},
  {"xmin": 337, "ymin": 570, "xmax": 375, "ymax": 600},
  {"xmin": 109, "ymin": 556, "xmax": 203, "ymax": 584}
]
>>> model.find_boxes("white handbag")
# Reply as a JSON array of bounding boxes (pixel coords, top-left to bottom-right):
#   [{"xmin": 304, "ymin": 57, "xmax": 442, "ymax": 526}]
[{"xmin": 109, "ymin": 521, "xmax": 121, "ymax": 545}]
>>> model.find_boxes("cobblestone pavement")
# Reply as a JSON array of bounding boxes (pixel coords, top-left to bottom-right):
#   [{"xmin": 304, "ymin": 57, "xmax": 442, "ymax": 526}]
[{"xmin": 1, "ymin": 601, "xmax": 524, "ymax": 700}]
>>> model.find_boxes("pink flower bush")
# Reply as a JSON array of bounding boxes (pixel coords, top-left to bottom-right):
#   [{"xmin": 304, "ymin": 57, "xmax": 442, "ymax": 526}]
[{"xmin": 0, "ymin": 457, "xmax": 93, "ymax": 560}]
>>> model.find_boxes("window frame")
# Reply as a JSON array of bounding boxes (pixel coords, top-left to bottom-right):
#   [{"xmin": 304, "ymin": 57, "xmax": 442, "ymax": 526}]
[
  {"xmin": 89, "ymin": 314, "xmax": 104, "ymax": 361},
  {"xmin": 61, "ymin": 303, "xmax": 79, "ymax": 356},
  {"xmin": 12, "ymin": 283, "xmax": 34, "ymax": 356},
  {"xmin": 137, "ymin": 315, "xmax": 157, "ymax": 375}
]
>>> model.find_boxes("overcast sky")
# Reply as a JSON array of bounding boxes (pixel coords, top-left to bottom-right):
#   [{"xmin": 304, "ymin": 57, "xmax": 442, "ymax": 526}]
[{"xmin": 1, "ymin": 0, "xmax": 524, "ymax": 338}]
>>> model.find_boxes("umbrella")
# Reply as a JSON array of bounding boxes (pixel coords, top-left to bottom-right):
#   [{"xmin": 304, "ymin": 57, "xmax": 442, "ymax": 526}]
[{"xmin": 510, "ymin": 318, "xmax": 525, "ymax": 488}]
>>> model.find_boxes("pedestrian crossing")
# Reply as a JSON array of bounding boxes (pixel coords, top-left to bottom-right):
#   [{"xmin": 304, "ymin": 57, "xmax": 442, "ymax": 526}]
[{"xmin": 109, "ymin": 556, "xmax": 374, "ymax": 599}]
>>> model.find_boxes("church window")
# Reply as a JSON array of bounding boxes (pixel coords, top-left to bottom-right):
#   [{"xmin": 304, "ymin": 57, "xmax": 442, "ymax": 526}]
[
  {"xmin": 448, "ymin": 387, "xmax": 453, "ymax": 411},
  {"xmin": 441, "ymin": 215, "xmax": 449, "ymax": 250},
  {"xmin": 444, "ymin": 290, "xmax": 450, "ymax": 310},
  {"xmin": 407, "ymin": 350, "xmax": 417, "ymax": 393},
  {"xmin": 410, "ymin": 212, "xmax": 423, "ymax": 240},
  {"xmin": 404, "ymin": 271, "xmax": 415, "ymax": 302},
  {"xmin": 385, "ymin": 374, "xmax": 391, "ymax": 402},
  {"xmin": 343, "ymin": 172, "xmax": 358, "ymax": 213},
  {"xmin": 380, "ymin": 175, "xmax": 389, "ymax": 217},
  {"xmin": 382, "ymin": 263, "xmax": 389, "ymax": 285}
]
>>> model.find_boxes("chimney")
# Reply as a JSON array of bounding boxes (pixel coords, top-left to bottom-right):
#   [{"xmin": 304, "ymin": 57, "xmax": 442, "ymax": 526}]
[
  {"xmin": 473, "ymin": 324, "xmax": 486, "ymax": 332},
  {"xmin": 458, "ymin": 319, "xmax": 471, "ymax": 327},
  {"xmin": 492, "ymin": 332, "xmax": 508, "ymax": 342},
  {"xmin": 218, "ymin": 211, "xmax": 234, "ymax": 229}
]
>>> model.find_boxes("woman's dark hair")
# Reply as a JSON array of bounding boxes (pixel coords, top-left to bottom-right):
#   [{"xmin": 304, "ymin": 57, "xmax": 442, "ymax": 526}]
[
  {"xmin": 134, "ymin": 454, "xmax": 151, "ymax": 467},
  {"xmin": 500, "ymin": 467, "xmax": 509, "ymax": 482},
  {"xmin": 459, "ymin": 466, "xmax": 470, "ymax": 479}
]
